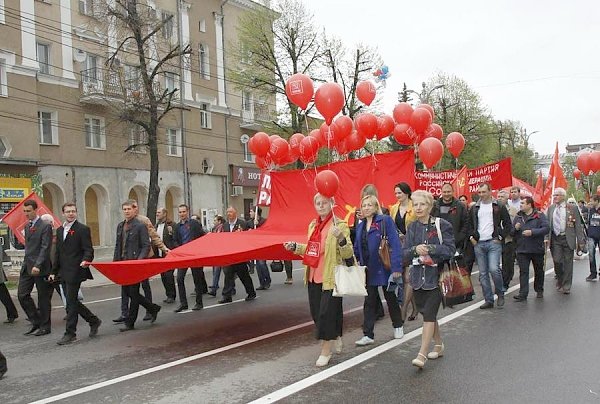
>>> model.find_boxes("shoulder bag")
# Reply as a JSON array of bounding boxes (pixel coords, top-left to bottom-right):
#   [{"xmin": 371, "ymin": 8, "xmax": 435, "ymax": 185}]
[
  {"xmin": 332, "ymin": 256, "xmax": 368, "ymax": 297},
  {"xmin": 378, "ymin": 218, "xmax": 392, "ymax": 270}
]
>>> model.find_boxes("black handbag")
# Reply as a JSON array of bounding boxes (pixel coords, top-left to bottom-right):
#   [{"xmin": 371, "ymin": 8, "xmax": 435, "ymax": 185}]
[{"xmin": 270, "ymin": 260, "xmax": 284, "ymax": 272}]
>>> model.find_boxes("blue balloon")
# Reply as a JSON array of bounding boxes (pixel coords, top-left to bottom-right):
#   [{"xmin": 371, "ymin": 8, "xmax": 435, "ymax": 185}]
[{"xmin": 381, "ymin": 65, "xmax": 389, "ymax": 74}]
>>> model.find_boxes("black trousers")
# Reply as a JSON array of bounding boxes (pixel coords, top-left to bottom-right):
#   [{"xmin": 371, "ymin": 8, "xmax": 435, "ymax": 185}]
[
  {"xmin": 307, "ymin": 282, "xmax": 343, "ymax": 341},
  {"xmin": 222, "ymin": 263, "xmax": 255, "ymax": 299},
  {"xmin": 502, "ymin": 241, "xmax": 516, "ymax": 288},
  {"xmin": 64, "ymin": 281, "xmax": 99, "ymax": 336},
  {"xmin": 121, "ymin": 279, "xmax": 152, "ymax": 318},
  {"xmin": 0, "ymin": 350, "xmax": 6, "ymax": 379},
  {"xmin": 0, "ymin": 283, "xmax": 18, "ymax": 320},
  {"xmin": 17, "ymin": 272, "xmax": 53, "ymax": 331},
  {"xmin": 160, "ymin": 270, "xmax": 176, "ymax": 300},
  {"xmin": 124, "ymin": 283, "xmax": 158, "ymax": 327},
  {"xmin": 363, "ymin": 285, "xmax": 403, "ymax": 339},
  {"xmin": 516, "ymin": 253, "xmax": 545, "ymax": 297},
  {"xmin": 177, "ymin": 268, "xmax": 205, "ymax": 306}
]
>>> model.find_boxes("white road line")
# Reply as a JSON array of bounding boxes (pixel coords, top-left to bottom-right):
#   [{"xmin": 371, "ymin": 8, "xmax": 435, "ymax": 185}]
[
  {"xmin": 177, "ymin": 297, "xmax": 258, "ymax": 313},
  {"xmin": 28, "ymin": 306, "xmax": 363, "ymax": 404},
  {"xmin": 249, "ymin": 268, "xmax": 555, "ymax": 403}
]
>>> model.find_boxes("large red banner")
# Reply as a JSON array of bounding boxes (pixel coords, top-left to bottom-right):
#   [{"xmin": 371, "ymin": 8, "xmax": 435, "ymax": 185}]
[
  {"xmin": 415, "ymin": 158, "xmax": 513, "ymax": 197},
  {"xmin": 0, "ymin": 192, "xmax": 61, "ymax": 243},
  {"xmin": 93, "ymin": 150, "xmax": 416, "ymax": 285}
]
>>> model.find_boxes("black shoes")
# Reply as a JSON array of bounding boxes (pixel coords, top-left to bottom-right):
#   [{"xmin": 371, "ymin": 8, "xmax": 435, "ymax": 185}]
[
  {"xmin": 479, "ymin": 302, "xmax": 494, "ymax": 309},
  {"xmin": 513, "ymin": 295, "xmax": 527, "ymax": 302},
  {"xmin": 119, "ymin": 325, "xmax": 135, "ymax": 332},
  {"xmin": 57, "ymin": 334, "xmax": 77, "ymax": 345},
  {"xmin": 192, "ymin": 304, "xmax": 203, "ymax": 311},
  {"xmin": 143, "ymin": 313, "xmax": 153, "ymax": 321},
  {"xmin": 174, "ymin": 305, "xmax": 188, "ymax": 313},
  {"xmin": 3, "ymin": 316, "xmax": 17, "ymax": 324},
  {"xmin": 218, "ymin": 298, "xmax": 232, "ymax": 304},
  {"xmin": 24, "ymin": 325, "xmax": 40, "ymax": 335},
  {"xmin": 34, "ymin": 329, "xmax": 51, "ymax": 336},
  {"xmin": 586, "ymin": 274, "xmax": 597, "ymax": 282},
  {"xmin": 89, "ymin": 319, "xmax": 102, "ymax": 337},
  {"xmin": 150, "ymin": 306, "xmax": 161, "ymax": 323},
  {"xmin": 207, "ymin": 291, "xmax": 217, "ymax": 297},
  {"xmin": 163, "ymin": 297, "xmax": 175, "ymax": 304},
  {"xmin": 112, "ymin": 316, "xmax": 126, "ymax": 323},
  {"xmin": 536, "ymin": 292, "xmax": 544, "ymax": 298},
  {"xmin": 245, "ymin": 294, "xmax": 257, "ymax": 302}
]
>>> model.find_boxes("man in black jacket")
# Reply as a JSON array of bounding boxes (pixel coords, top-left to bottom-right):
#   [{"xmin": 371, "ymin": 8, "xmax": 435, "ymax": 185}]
[
  {"xmin": 18, "ymin": 199, "xmax": 53, "ymax": 336},
  {"xmin": 155, "ymin": 207, "xmax": 177, "ymax": 303},
  {"xmin": 173, "ymin": 204, "xmax": 207, "ymax": 312},
  {"xmin": 114, "ymin": 201, "xmax": 161, "ymax": 332},
  {"xmin": 468, "ymin": 183, "xmax": 512, "ymax": 309},
  {"xmin": 219, "ymin": 207, "xmax": 256, "ymax": 304},
  {"xmin": 49, "ymin": 202, "xmax": 101, "ymax": 345},
  {"xmin": 433, "ymin": 183, "xmax": 469, "ymax": 253}
]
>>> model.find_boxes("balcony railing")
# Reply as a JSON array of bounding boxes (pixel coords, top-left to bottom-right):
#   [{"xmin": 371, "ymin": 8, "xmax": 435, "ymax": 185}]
[
  {"xmin": 80, "ymin": 68, "xmax": 162, "ymax": 103},
  {"xmin": 241, "ymin": 102, "xmax": 272, "ymax": 126}
]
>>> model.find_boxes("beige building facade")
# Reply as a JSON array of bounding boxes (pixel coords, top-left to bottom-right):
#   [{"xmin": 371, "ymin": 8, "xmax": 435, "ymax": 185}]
[{"xmin": 0, "ymin": 0, "xmax": 273, "ymax": 246}]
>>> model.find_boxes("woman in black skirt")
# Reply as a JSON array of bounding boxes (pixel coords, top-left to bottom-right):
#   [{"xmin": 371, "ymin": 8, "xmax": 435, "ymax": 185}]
[
  {"xmin": 284, "ymin": 193, "xmax": 354, "ymax": 367},
  {"xmin": 403, "ymin": 190, "xmax": 455, "ymax": 368}
]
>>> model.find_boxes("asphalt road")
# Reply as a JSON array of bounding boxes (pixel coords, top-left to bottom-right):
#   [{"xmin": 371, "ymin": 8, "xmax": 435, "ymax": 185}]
[{"xmin": 1, "ymin": 255, "xmax": 599, "ymax": 404}]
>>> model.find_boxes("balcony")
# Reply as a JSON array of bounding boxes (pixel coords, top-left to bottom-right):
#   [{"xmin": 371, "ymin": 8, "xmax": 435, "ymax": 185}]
[
  {"xmin": 79, "ymin": 68, "xmax": 162, "ymax": 105},
  {"xmin": 240, "ymin": 102, "xmax": 273, "ymax": 130}
]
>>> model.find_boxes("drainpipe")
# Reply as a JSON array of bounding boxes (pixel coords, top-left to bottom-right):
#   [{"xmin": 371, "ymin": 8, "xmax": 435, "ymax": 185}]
[
  {"xmin": 177, "ymin": 0, "xmax": 191, "ymax": 210},
  {"xmin": 220, "ymin": 0, "xmax": 231, "ymax": 207}
]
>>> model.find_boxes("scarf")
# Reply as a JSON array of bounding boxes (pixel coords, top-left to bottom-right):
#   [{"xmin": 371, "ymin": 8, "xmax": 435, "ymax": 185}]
[{"xmin": 302, "ymin": 212, "xmax": 333, "ymax": 267}]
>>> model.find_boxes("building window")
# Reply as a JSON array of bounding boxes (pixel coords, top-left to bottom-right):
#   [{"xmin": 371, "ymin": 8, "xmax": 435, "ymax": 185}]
[
  {"xmin": 165, "ymin": 71, "xmax": 178, "ymax": 93},
  {"xmin": 199, "ymin": 43, "xmax": 210, "ymax": 80},
  {"xmin": 242, "ymin": 140, "xmax": 255, "ymax": 163},
  {"xmin": 82, "ymin": 54, "xmax": 98, "ymax": 83},
  {"xmin": 242, "ymin": 91, "xmax": 252, "ymax": 112},
  {"xmin": 199, "ymin": 19, "xmax": 206, "ymax": 32},
  {"xmin": 124, "ymin": 65, "xmax": 140, "ymax": 97},
  {"xmin": 129, "ymin": 127, "xmax": 147, "ymax": 153},
  {"xmin": 78, "ymin": 0, "xmax": 94, "ymax": 16},
  {"xmin": 84, "ymin": 115, "xmax": 105, "ymax": 149},
  {"xmin": 201, "ymin": 158, "xmax": 213, "ymax": 174},
  {"xmin": 36, "ymin": 43, "xmax": 50, "ymax": 74},
  {"xmin": 166, "ymin": 128, "xmax": 181, "ymax": 157},
  {"xmin": 200, "ymin": 103, "xmax": 211, "ymax": 129},
  {"xmin": 38, "ymin": 111, "xmax": 58, "ymax": 145},
  {"xmin": 161, "ymin": 11, "xmax": 174, "ymax": 41},
  {"xmin": 0, "ymin": 59, "xmax": 6, "ymax": 96}
]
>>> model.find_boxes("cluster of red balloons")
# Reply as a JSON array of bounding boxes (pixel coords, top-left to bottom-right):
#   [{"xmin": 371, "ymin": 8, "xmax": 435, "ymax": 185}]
[{"xmin": 575, "ymin": 150, "xmax": 600, "ymax": 177}]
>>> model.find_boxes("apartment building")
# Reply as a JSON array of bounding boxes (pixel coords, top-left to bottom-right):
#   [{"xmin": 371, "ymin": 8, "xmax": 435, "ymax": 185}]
[{"xmin": 0, "ymin": 0, "xmax": 274, "ymax": 246}]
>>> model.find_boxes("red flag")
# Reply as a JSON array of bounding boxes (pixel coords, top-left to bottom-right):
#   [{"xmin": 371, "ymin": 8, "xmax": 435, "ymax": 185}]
[
  {"xmin": 451, "ymin": 165, "xmax": 470, "ymax": 203},
  {"xmin": 0, "ymin": 192, "xmax": 60, "ymax": 244},
  {"xmin": 540, "ymin": 143, "xmax": 568, "ymax": 212},
  {"xmin": 533, "ymin": 171, "xmax": 543, "ymax": 206}
]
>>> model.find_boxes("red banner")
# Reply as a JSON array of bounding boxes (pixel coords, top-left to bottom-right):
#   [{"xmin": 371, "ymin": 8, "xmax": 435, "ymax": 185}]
[
  {"xmin": 256, "ymin": 172, "xmax": 272, "ymax": 207},
  {"xmin": 415, "ymin": 158, "xmax": 513, "ymax": 197},
  {"xmin": 451, "ymin": 166, "xmax": 470, "ymax": 202},
  {"xmin": 540, "ymin": 143, "xmax": 567, "ymax": 212},
  {"xmin": 0, "ymin": 192, "xmax": 61, "ymax": 243},
  {"xmin": 93, "ymin": 150, "xmax": 416, "ymax": 285}
]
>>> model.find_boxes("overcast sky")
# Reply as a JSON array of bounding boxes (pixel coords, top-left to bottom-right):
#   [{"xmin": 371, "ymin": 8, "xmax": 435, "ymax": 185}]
[{"xmin": 309, "ymin": 0, "xmax": 600, "ymax": 155}]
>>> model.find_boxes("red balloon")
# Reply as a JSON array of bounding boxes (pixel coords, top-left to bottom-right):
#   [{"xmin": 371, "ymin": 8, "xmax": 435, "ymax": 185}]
[
  {"xmin": 393, "ymin": 102, "xmax": 414, "ymax": 125},
  {"xmin": 418, "ymin": 137, "xmax": 444, "ymax": 169},
  {"xmin": 424, "ymin": 123, "xmax": 443, "ymax": 140},
  {"xmin": 417, "ymin": 104, "xmax": 435, "ymax": 121},
  {"xmin": 320, "ymin": 122, "xmax": 337, "ymax": 147},
  {"xmin": 334, "ymin": 116, "xmax": 353, "ymax": 140},
  {"xmin": 255, "ymin": 155, "xmax": 271, "ymax": 170},
  {"xmin": 285, "ymin": 73, "xmax": 314, "ymax": 110},
  {"xmin": 376, "ymin": 115, "xmax": 395, "ymax": 140},
  {"xmin": 315, "ymin": 170, "xmax": 340, "ymax": 198},
  {"xmin": 356, "ymin": 81, "xmax": 376, "ymax": 106},
  {"xmin": 251, "ymin": 132, "xmax": 271, "ymax": 157},
  {"xmin": 577, "ymin": 152, "xmax": 593, "ymax": 175},
  {"xmin": 300, "ymin": 136, "xmax": 320, "ymax": 164},
  {"xmin": 590, "ymin": 150, "xmax": 600, "ymax": 173},
  {"xmin": 309, "ymin": 128, "xmax": 325, "ymax": 148},
  {"xmin": 573, "ymin": 168, "xmax": 581, "ymax": 180},
  {"xmin": 409, "ymin": 107, "xmax": 433, "ymax": 134},
  {"xmin": 392, "ymin": 123, "xmax": 413, "ymax": 145},
  {"xmin": 269, "ymin": 137, "xmax": 290, "ymax": 166},
  {"xmin": 445, "ymin": 132, "xmax": 465, "ymax": 159},
  {"xmin": 355, "ymin": 113, "xmax": 378, "ymax": 139},
  {"xmin": 314, "ymin": 83, "xmax": 345, "ymax": 125},
  {"xmin": 289, "ymin": 133, "xmax": 305, "ymax": 158},
  {"xmin": 335, "ymin": 138, "xmax": 349, "ymax": 155},
  {"xmin": 346, "ymin": 130, "xmax": 366, "ymax": 151}
]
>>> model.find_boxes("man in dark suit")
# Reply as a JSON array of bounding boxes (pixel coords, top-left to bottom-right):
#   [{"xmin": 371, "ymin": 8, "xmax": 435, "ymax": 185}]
[
  {"xmin": 114, "ymin": 201, "xmax": 161, "ymax": 332},
  {"xmin": 49, "ymin": 202, "xmax": 101, "ymax": 345},
  {"xmin": 18, "ymin": 199, "xmax": 53, "ymax": 336},
  {"xmin": 219, "ymin": 206, "xmax": 256, "ymax": 304},
  {"xmin": 155, "ymin": 207, "xmax": 176, "ymax": 303},
  {"xmin": 547, "ymin": 187, "xmax": 586, "ymax": 294},
  {"xmin": 173, "ymin": 204, "xmax": 207, "ymax": 312}
]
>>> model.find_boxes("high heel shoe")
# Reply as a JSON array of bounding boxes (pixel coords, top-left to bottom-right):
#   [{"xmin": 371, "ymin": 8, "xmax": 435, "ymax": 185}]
[
  {"xmin": 316, "ymin": 354, "xmax": 332, "ymax": 367},
  {"xmin": 412, "ymin": 352, "xmax": 427, "ymax": 368},
  {"xmin": 427, "ymin": 343, "xmax": 445, "ymax": 359}
]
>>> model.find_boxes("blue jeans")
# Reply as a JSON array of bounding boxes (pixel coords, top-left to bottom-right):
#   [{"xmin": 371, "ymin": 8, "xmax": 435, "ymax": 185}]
[
  {"xmin": 255, "ymin": 260, "xmax": 271, "ymax": 287},
  {"xmin": 589, "ymin": 238, "xmax": 600, "ymax": 276},
  {"xmin": 474, "ymin": 240, "xmax": 504, "ymax": 303},
  {"xmin": 211, "ymin": 267, "xmax": 221, "ymax": 291}
]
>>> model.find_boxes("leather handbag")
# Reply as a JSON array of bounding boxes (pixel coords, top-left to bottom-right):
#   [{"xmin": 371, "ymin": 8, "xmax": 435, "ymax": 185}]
[
  {"xmin": 270, "ymin": 260, "xmax": 284, "ymax": 272},
  {"xmin": 378, "ymin": 218, "xmax": 392, "ymax": 270},
  {"xmin": 332, "ymin": 257, "xmax": 368, "ymax": 297}
]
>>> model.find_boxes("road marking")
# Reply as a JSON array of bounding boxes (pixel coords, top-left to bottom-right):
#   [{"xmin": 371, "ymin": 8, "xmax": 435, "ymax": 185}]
[
  {"xmin": 177, "ymin": 297, "xmax": 258, "ymax": 313},
  {"xmin": 249, "ymin": 268, "xmax": 555, "ymax": 403},
  {"xmin": 28, "ymin": 305, "xmax": 363, "ymax": 404}
]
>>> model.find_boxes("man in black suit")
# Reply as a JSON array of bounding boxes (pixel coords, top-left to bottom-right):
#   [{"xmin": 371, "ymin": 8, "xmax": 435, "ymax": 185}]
[
  {"xmin": 114, "ymin": 201, "xmax": 161, "ymax": 332},
  {"xmin": 173, "ymin": 204, "xmax": 207, "ymax": 312},
  {"xmin": 18, "ymin": 199, "xmax": 53, "ymax": 336},
  {"xmin": 219, "ymin": 207, "xmax": 256, "ymax": 304},
  {"xmin": 49, "ymin": 202, "xmax": 101, "ymax": 345},
  {"xmin": 155, "ymin": 207, "xmax": 176, "ymax": 303}
]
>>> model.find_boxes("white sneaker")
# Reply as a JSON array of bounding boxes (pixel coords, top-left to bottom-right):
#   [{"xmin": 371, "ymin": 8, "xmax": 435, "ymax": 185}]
[
  {"xmin": 394, "ymin": 326, "xmax": 404, "ymax": 339},
  {"xmin": 334, "ymin": 337, "xmax": 343, "ymax": 354},
  {"xmin": 355, "ymin": 336, "xmax": 374, "ymax": 346}
]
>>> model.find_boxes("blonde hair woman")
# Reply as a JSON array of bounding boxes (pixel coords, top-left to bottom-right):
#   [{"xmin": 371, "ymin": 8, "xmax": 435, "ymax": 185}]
[
  {"xmin": 402, "ymin": 190, "xmax": 455, "ymax": 368},
  {"xmin": 284, "ymin": 193, "xmax": 354, "ymax": 367}
]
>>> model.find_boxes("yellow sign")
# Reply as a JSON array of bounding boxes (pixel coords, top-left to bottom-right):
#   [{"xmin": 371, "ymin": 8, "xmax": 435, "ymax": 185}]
[{"xmin": 0, "ymin": 178, "xmax": 32, "ymax": 202}]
